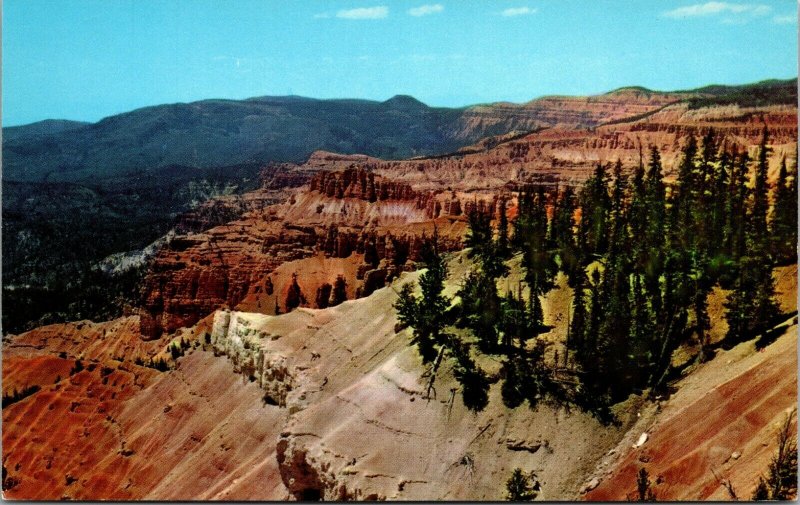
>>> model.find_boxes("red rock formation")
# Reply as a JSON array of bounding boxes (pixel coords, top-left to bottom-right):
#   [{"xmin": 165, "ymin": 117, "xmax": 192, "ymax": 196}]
[
  {"xmin": 139, "ymin": 165, "xmax": 468, "ymax": 338},
  {"xmin": 368, "ymin": 105, "xmax": 797, "ymax": 190}
]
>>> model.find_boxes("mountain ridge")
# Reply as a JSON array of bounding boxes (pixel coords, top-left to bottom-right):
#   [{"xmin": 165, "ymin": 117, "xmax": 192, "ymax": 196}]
[{"xmin": 4, "ymin": 78, "xmax": 795, "ymax": 184}]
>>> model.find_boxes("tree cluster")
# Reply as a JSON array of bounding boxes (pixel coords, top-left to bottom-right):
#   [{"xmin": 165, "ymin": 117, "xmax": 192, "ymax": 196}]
[
  {"xmin": 566, "ymin": 128, "xmax": 792, "ymax": 407},
  {"xmin": 396, "ymin": 128, "xmax": 795, "ymax": 415}
]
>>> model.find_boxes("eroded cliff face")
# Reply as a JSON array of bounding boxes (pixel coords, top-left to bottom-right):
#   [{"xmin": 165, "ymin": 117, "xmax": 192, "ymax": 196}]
[
  {"xmin": 368, "ymin": 104, "xmax": 798, "ymax": 190},
  {"xmin": 138, "ymin": 167, "xmax": 488, "ymax": 339},
  {"xmin": 446, "ymin": 89, "xmax": 687, "ymax": 141}
]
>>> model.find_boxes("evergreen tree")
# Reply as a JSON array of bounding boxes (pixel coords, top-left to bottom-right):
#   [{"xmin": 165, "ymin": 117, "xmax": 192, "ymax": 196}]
[
  {"xmin": 643, "ymin": 146, "xmax": 667, "ymax": 313},
  {"xmin": 628, "ymin": 151, "xmax": 649, "ymax": 272},
  {"xmin": 466, "ymin": 208, "xmax": 508, "ymax": 278},
  {"xmin": 710, "ymin": 147, "xmax": 731, "ymax": 258},
  {"xmin": 771, "ymin": 155, "xmax": 798, "ymax": 263},
  {"xmin": 517, "ymin": 186, "xmax": 557, "ymax": 339},
  {"xmin": 628, "ymin": 272, "xmax": 655, "ymax": 386},
  {"xmin": 753, "ymin": 410, "xmax": 797, "ymax": 501},
  {"xmin": 499, "ymin": 287, "xmax": 529, "ymax": 351},
  {"xmin": 551, "ymin": 186, "xmax": 579, "ymax": 281},
  {"xmin": 450, "ymin": 339, "xmax": 490, "ymax": 412},
  {"xmin": 597, "ymin": 247, "xmax": 632, "ymax": 398},
  {"xmin": 634, "ymin": 468, "xmax": 658, "ymax": 501},
  {"xmin": 608, "ymin": 159, "xmax": 629, "ymax": 257},
  {"xmin": 696, "ymin": 129, "xmax": 717, "ymax": 254},
  {"xmin": 566, "ymin": 270, "xmax": 587, "ymax": 365},
  {"xmin": 505, "ymin": 468, "xmax": 539, "ymax": 501},
  {"xmin": 671, "ymin": 135, "xmax": 699, "ymax": 250},
  {"xmin": 497, "ymin": 196, "xmax": 511, "ymax": 258},
  {"xmin": 726, "ymin": 149, "xmax": 750, "ymax": 261},
  {"xmin": 285, "ymin": 273, "xmax": 306, "ymax": 311},
  {"xmin": 394, "ymin": 231, "xmax": 452, "ymax": 363},
  {"xmin": 691, "ymin": 255, "xmax": 713, "ymax": 362},
  {"xmin": 465, "ymin": 208, "xmax": 493, "ymax": 255},
  {"xmin": 579, "ymin": 164, "xmax": 612, "ymax": 255},
  {"xmin": 315, "ymin": 283, "xmax": 332, "ymax": 309},
  {"xmin": 456, "ymin": 269, "xmax": 502, "ymax": 352},
  {"xmin": 750, "ymin": 126, "xmax": 771, "ymax": 249}
]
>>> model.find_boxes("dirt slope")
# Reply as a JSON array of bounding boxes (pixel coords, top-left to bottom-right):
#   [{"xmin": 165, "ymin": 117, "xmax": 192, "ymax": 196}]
[
  {"xmin": 2, "ymin": 337, "xmax": 289, "ymax": 500},
  {"xmin": 204, "ymin": 253, "xmax": 627, "ymax": 500}
]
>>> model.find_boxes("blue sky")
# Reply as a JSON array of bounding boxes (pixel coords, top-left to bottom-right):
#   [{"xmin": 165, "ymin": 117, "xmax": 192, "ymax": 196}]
[{"xmin": 3, "ymin": 0, "xmax": 797, "ymax": 126}]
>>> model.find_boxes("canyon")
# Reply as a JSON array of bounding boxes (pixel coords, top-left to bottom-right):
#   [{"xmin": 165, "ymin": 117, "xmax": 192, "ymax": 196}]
[{"xmin": 2, "ymin": 81, "xmax": 798, "ymax": 500}]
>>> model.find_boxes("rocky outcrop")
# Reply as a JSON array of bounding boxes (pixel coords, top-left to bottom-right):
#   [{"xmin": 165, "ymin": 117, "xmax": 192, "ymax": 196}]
[
  {"xmin": 309, "ymin": 168, "xmax": 416, "ymax": 202},
  {"xmin": 139, "ymin": 172, "xmax": 470, "ymax": 339}
]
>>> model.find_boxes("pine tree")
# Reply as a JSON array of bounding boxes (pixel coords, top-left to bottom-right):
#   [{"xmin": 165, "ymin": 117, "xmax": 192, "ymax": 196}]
[
  {"xmin": 394, "ymin": 230, "xmax": 453, "ymax": 364},
  {"xmin": 750, "ymin": 126, "xmax": 771, "ymax": 249},
  {"xmin": 456, "ymin": 269, "xmax": 501, "ymax": 353},
  {"xmin": 579, "ymin": 269, "xmax": 604, "ymax": 390},
  {"xmin": 567, "ymin": 270, "xmax": 587, "ymax": 362},
  {"xmin": 315, "ymin": 283, "xmax": 332, "ymax": 309},
  {"xmin": 691, "ymin": 255, "xmax": 712, "ymax": 362},
  {"xmin": 696, "ymin": 129, "xmax": 717, "ymax": 254},
  {"xmin": 608, "ymin": 159, "xmax": 629, "ymax": 257},
  {"xmin": 643, "ymin": 146, "xmax": 667, "ymax": 313},
  {"xmin": 505, "ymin": 468, "xmax": 539, "ymax": 501},
  {"xmin": 727, "ymin": 149, "xmax": 750, "ymax": 261},
  {"xmin": 579, "ymin": 164, "xmax": 611, "ymax": 255},
  {"xmin": 753, "ymin": 410, "xmax": 797, "ymax": 500},
  {"xmin": 551, "ymin": 186, "xmax": 579, "ymax": 280},
  {"xmin": 497, "ymin": 196, "xmax": 511, "ymax": 258},
  {"xmin": 499, "ymin": 287, "xmax": 528, "ymax": 351},
  {"xmin": 466, "ymin": 207, "xmax": 507, "ymax": 278},
  {"xmin": 671, "ymin": 135, "xmax": 699, "ymax": 250},
  {"xmin": 634, "ymin": 468, "xmax": 658, "ymax": 501},
  {"xmin": 771, "ymin": 156, "xmax": 798, "ymax": 263},
  {"xmin": 517, "ymin": 186, "xmax": 557, "ymax": 339},
  {"xmin": 465, "ymin": 208, "xmax": 493, "ymax": 256},
  {"xmin": 629, "ymin": 272, "xmax": 655, "ymax": 386},
  {"xmin": 285, "ymin": 273, "xmax": 306, "ymax": 311},
  {"xmin": 629, "ymin": 151, "xmax": 649, "ymax": 272},
  {"xmin": 710, "ymin": 147, "xmax": 731, "ymax": 258}
]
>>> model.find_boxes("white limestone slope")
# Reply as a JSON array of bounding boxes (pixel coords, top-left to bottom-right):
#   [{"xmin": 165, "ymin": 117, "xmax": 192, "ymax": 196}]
[{"xmin": 208, "ymin": 264, "xmax": 624, "ymax": 500}]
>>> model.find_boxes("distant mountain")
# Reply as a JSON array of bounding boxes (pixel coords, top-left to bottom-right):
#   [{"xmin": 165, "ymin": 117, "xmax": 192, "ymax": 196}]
[
  {"xmin": 3, "ymin": 119, "xmax": 90, "ymax": 142},
  {"xmin": 4, "ymin": 79, "xmax": 795, "ymax": 183},
  {"xmin": 3, "ymin": 96, "xmax": 467, "ymax": 183}
]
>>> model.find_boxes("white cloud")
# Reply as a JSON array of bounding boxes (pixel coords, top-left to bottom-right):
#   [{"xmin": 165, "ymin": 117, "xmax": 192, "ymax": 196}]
[
  {"xmin": 408, "ymin": 4, "xmax": 444, "ymax": 16},
  {"xmin": 773, "ymin": 14, "xmax": 797, "ymax": 24},
  {"xmin": 501, "ymin": 6, "xmax": 537, "ymax": 17},
  {"xmin": 336, "ymin": 6, "xmax": 389, "ymax": 19},
  {"xmin": 662, "ymin": 2, "xmax": 771, "ymax": 19}
]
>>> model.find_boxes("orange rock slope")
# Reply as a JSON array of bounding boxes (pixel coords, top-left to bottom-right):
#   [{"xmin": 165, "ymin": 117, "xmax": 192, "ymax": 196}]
[{"xmin": 2, "ymin": 317, "xmax": 289, "ymax": 500}]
